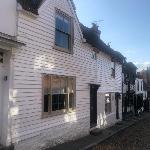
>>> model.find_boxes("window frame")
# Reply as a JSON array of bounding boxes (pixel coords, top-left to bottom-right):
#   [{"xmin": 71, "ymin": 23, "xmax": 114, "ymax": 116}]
[
  {"xmin": 111, "ymin": 61, "xmax": 115, "ymax": 78},
  {"xmin": 105, "ymin": 93, "xmax": 112, "ymax": 114},
  {"xmin": 42, "ymin": 74, "xmax": 76, "ymax": 118},
  {"xmin": 0, "ymin": 52, "xmax": 3, "ymax": 63},
  {"xmin": 54, "ymin": 8, "xmax": 74, "ymax": 54},
  {"xmin": 137, "ymin": 80, "xmax": 139, "ymax": 91}
]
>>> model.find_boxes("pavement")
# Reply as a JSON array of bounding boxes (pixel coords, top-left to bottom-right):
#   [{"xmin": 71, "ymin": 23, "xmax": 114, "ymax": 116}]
[
  {"xmin": 92, "ymin": 113, "xmax": 150, "ymax": 150},
  {"xmin": 46, "ymin": 112, "xmax": 150, "ymax": 150}
]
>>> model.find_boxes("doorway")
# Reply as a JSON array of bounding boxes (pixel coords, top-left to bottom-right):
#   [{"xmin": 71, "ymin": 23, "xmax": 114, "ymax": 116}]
[
  {"xmin": 90, "ymin": 84, "xmax": 100, "ymax": 128},
  {"xmin": 0, "ymin": 54, "xmax": 4, "ymax": 142},
  {"xmin": 115, "ymin": 93, "xmax": 120, "ymax": 120}
]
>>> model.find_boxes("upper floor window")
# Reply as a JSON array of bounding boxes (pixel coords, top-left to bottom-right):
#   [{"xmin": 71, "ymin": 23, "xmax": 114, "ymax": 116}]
[
  {"xmin": 111, "ymin": 61, "xmax": 115, "ymax": 78},
  {"xmin": 137, "ymin": 80, "xmax": 139, "ymax": 91},
  {"xmin": 92, "ymin": 51, "xmax": 97, "ymax": 60},
  {"xmin": 55, "ymin": 9, "xmax": 73, "ymax": 53},
  {"xmin": 141, "ymin": 81, "xmax": 143, "ymax": 91},
  {"xmin": 0, "ymin": 52, "xmax": 3, "ymax": 63}
]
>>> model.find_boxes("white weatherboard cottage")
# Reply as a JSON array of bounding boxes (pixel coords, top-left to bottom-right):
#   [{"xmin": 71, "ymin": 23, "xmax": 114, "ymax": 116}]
[
  {"xmin": 0, "ymin": 0, "xmax": 124, "ymax": 150},
  {"xmin": 135, "ymin": 78, "xmax": 147, "ymax": 100}
]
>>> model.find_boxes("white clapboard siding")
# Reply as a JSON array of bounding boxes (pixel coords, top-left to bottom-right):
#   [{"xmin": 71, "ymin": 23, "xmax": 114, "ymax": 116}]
[
  {"xmin": 10, "ymin": 0, "xmax": 96, "ymax": 146},
  {"xmin": 97, "ymin": 51, "xmax": 122, "ymax": 93},
  {"xmin": 8, "ymin": 0, "xmax": 123, "ymax": 148}
]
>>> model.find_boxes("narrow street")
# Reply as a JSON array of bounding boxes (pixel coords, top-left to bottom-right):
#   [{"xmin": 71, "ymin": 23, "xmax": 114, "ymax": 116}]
[{"xmin": 92, "ymin": 117, "xmax": 150, "ymax": 150}]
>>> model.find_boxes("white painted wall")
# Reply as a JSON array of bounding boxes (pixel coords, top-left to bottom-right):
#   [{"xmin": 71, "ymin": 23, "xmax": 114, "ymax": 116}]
[
  {"xmin": 1, "ymin": 0, "xmax": 123, "ymax": 149},
  {"xmin": 135, "ymin": 78, "xmax": 143, "ymax": 94},
  {"xmin": 135, "ymin": 78, "xmax": 148, "ymax": 100},
  {"xmin": 0, "ymin": 0, "xmax": 17, "ymax": 36},
  {"xmin": 96, "ymin": 52, "xmax": 122, "ymax": 128},
  {"xmin": 0, "ymin": 51, "xmax": 11, "ymax": 146},
  {"xmin": 9, "ymin": 0, "xmax": 96, "ymax": 149}
]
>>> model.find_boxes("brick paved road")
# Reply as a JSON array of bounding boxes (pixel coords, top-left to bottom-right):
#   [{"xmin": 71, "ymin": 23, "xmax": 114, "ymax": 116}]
[{"xmin": 91, "ymin": 117, "xmax": 150, "ymax": 150}]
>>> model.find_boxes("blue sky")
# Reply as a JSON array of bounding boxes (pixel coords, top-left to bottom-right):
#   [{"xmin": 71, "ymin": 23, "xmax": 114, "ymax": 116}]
[{"xmin": 74, "ymin": 0, "xmax": 150, "ymax": 70}]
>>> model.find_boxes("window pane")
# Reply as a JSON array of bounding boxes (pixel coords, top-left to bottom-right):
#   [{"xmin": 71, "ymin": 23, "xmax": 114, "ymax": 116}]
[
  {"xmin": 52, "ymin": 94, "xmax": 67, "ymax": 111},
  {"xmin": 55, "ymin": 30, "xmax": 64, "ymax": 48},
  {"xmin": 0, "ymin": 52, "xmax": 3, "ymax": 63},
  {"xmin": 63, "ymin": 34, "xmax": 69, "ymax": 49},
  {"xmin": 51, "ymin": 76, "xmax": 60, "ymax": 94},
  {"xmin": 105, "ymin": 93, "xmax": 111, "ymax": 114},
  {"xmin": 55, "ymin": 31, "xmax": 69, "ymax": 49},
  {"xmin": 52, "ymin": 94, "xmax": 59, "ymax": 111},
  {"xmin": 68, "ymin": 78, "xmax": 74, "ymax": 93},
  {"xmin": 69, "ymin": 93, "xmax": 74, "ymax": 109},
  {"xmin": 111, "ymin": 62, "xmax": 115, "ymax": 69},
  {"xmin": 43, "ymin": 76, "xmax": 49, "ymax": 112},
  {"xmin": 59, "ymin": 94, "xmax": 67, "ymax": 109},
  {"xmin": 56, "ymin": 14, "xmax": 63, "ymax": 31},
  {"xmin": 63, "ymin": 18, "xmax": 70, "ymax": 33},
  {"xmin": 60, "ymin": 77, "xmax": 67, "ymax": 94},
  {"xmin": 44, "ymin": 95, "xmax": 49, "ymax": 112}
]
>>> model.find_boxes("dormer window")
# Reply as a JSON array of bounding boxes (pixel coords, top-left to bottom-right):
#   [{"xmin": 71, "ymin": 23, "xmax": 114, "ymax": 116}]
[
  {"xmin": 55, "ymin": 9, "xmax": 73, "ymax": 53},
  {"xmin": 111, "ymin": 61, "xmax": 115, "ymax": 78}
]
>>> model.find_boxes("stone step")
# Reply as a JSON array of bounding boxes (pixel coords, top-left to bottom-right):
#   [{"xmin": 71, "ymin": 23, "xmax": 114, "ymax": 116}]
[
  {"xmin": 0, "ymin": 145, "xmax": 14, "ymax": 150},
  {"xmin": 90, "ymin": 128, "xmax": 103, "ymax": 136}
]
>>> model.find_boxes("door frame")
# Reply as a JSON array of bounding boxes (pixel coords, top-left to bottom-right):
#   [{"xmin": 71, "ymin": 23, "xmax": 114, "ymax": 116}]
[
  {"xmin": 90, "ymin": 84, "xmax": 100, "ymax": 128},
  {"xmin": 0, "ymin": 54, "xmax": 4, "ymax": 143},
  {"xmin": 115, "ymin": 92, "xmax": 120, "ymax": 120}
]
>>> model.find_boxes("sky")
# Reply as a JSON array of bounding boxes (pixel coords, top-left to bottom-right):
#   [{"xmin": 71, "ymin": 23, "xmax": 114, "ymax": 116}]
[{"xmin": 74, "ymin": 0, "xmax": 150, "ymax": 70}]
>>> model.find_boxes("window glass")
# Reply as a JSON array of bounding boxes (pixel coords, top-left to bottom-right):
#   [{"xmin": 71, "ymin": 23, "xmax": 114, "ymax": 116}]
[
  {"xmin": 0, "ymin": 52, "xmax": 3, "ymax": 63},
  {"xmin": 43, "ymin": 76, "xmax": 49, "ymax": 112},
  {"xmin": 56, "ymin": 14, "xmax": 63, "ymax": 31},
  {"xmin": 141, "ymin": 81, "xmax": 143, "ymax": 91},
  {"xmin": 55, "ymin": 10, "xmax": 72, "ymax": 51},
  {"xmin": 51, "ymin": 76, "xmax": 60, "ymax": 94},
  {"xmin": 137, "ymin": 81, "xmax": 139, "ymax": 91},
  {"xmin": 60, "ymin": 77, "xmax": 67, "ymax": 93},
  {"xmin": 55, "ymin": 30, "xmax": 64, "ymax": 47},
  {"xmin": 68, "ymin": 78, "xmax": 74, "ymax": 93},
  {"xmin": 105, "ymin": 93, "xmax": 111, "ymax": 114},
  {"xmin": 111, "ymin": 62, "xmax": 115, "ymax": 78},
  {"xmin": 63, "ymin": 18, "xmax": 70, "ymax": 33},
  {"xmin": 43, "ymin": 75, "xmax": 75, "ymax": 116},
  {"xmin": 63, "ymin": 34, "xmax": 69, "ymax": 49},
  {"xmin": 69, "ymin": 93, "xmax": 74, "ymax": 108}
]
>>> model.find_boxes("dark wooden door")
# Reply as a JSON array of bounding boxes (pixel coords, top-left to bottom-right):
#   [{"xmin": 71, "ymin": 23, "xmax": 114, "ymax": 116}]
[
  {"xmin": 90, "ymin": 84, "xmax": 100, "ymax": 128},
  {"xmin": 115, "ymin": 93, "xmax": 120, "ymax": 120}
]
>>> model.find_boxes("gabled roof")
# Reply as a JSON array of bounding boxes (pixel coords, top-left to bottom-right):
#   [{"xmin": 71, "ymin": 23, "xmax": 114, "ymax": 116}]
[
  {"xmin": 17, "ymin": 0, "xmax": 43, "ymax": 15},
  {"xmin": 80, "ymin": 23, "xmax": 125, "ymax": 63}
]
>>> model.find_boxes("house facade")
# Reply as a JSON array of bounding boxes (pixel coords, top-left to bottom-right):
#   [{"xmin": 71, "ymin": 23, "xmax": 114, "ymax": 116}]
[
  {"xmin": 80, "ymin": 24, "xmax": 124, "ymax": 129},
  {"xmin": 135, "ymin": 78, "xmax": 147, "ymax": 100},
  {"xmin": 122, "ymin": 62, "xmax": 137, "ymax": 118},
  {"xmin": 0, "ymin": 0, "xmax": 124, "ymax": 150}
]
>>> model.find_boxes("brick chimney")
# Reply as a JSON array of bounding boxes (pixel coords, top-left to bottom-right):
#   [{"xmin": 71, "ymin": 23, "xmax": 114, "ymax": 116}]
[{"xmin": 92, "ymin": 23, "xmax": 101, "ymax": 38}]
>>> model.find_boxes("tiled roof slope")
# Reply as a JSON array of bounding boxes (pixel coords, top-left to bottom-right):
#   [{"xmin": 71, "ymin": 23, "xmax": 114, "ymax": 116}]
[{"xmin": 80, "ymin": 23, "xmax": 125, "ymax": 63}]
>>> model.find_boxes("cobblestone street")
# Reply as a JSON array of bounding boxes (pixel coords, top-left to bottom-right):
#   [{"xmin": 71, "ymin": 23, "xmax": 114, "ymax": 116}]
[{"xmin": 91, "ymin": 117, "xmax": 150, "ymax": 150}]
